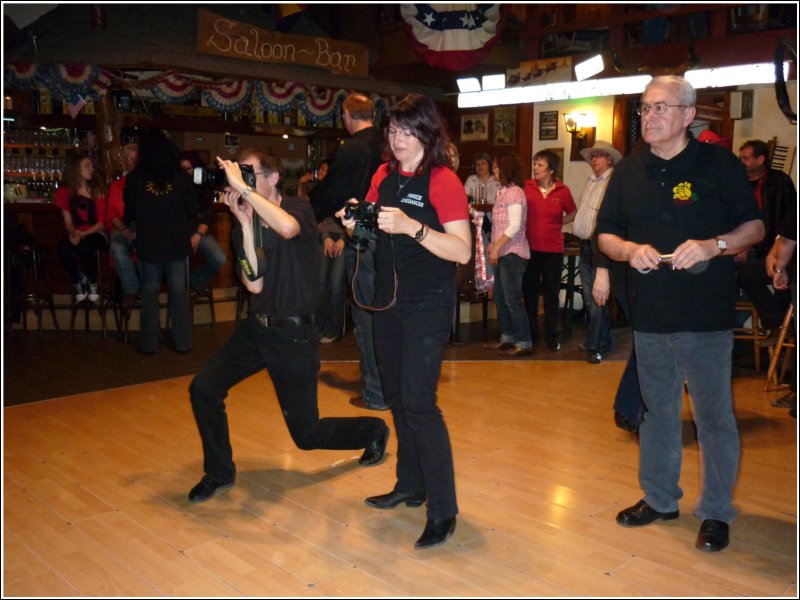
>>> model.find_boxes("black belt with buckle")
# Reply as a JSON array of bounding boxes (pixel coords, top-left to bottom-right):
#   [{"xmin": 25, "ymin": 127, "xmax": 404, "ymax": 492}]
[{"xmin": 254, "ymin": 313, "xmax": 313, "ymax": 329}]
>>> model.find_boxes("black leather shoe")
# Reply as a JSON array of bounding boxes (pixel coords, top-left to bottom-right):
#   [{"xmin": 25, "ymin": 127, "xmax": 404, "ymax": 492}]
[
  {"xmin": 365, "ymin": 490, "xmax": 426, "ymax": 509},
  {"xmin": 616, "ymin": 500, "xmax": 679, "ymax": 527},
  {"xmin": 614, "ymin": 411, "xmax": 639, "ymax": 435},
  {"xmin": 588, "ymin": 352, "xmax": 603, "ymax": 364},
  {"xmin": 349, "ymin": 395, "xmax": 391, "ymax": 411},
  {"xmin": 415, "ymin": 516, "xmax": 457, "ymax": 549},
  {"xmin": 695, "ymin": 519, "xmax": 729, "ymax": 552},
  {"xmin": 188, "ymin": 477, "xmax": 235, "ymax": 503},
  {"xmin": 359, "ymin": 425, "xmax": 390, "ymax": 466}
]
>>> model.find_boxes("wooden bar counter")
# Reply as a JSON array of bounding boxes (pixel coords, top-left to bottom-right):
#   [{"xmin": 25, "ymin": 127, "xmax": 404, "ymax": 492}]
[{"xmin": 4, "ymin": 200, "xmax": 238, "ymax": 295}]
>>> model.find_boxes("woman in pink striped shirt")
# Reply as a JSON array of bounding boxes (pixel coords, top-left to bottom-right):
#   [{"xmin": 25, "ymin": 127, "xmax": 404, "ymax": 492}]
[{"xmin": 482, "ymin": 152, "xmax": 533, "ymax": 357}]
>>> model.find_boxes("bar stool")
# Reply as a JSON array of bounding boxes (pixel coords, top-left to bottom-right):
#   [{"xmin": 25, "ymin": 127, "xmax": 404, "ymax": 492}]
[
  {"xmin": 69, "ymin": 248, "xmax": 108, "ymax": 338},
  {"xmin": 190, "ymin": 282, "xmax": 216, "ymax": 326},
  {"xmin": 5, "ymin": 244, "xmax": 60, "ymax": 334},
  {"xmin": 764, "ymin": 303, "xmax": 795, "ymax": 391},
  {"xmin": 734, "ymin": 300, "xmax": 765, "ymax": 371}
]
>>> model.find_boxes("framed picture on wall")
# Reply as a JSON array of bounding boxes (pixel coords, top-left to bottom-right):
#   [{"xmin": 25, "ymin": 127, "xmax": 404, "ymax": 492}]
[
  {"xmin": 543, "ymin": 147, "xmax": 565, "ymax": 182},
  {"xmin": 461, "ymin": 113, "xmax": 489, "ymax": 142},
  {"xmin": 539, "ymin": 110, "xmax": 559, "ymax": 141},
  {"xmin": 493, "ymin": 106, "xmax": 516, "ymax": 145}
]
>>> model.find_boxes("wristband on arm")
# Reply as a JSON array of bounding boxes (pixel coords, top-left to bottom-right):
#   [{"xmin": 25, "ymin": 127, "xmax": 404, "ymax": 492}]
[{"xmin": 231, "ymin": 224, "xmax": 266, "ymax": 282}]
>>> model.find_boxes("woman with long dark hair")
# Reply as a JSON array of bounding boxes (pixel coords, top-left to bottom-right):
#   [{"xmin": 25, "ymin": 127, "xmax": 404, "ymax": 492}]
[
  {"xmin": 124, "ymin": 130, "xmax": 198, "ymax": 354},
  {"xmin": 55, "ymin": 153, "xmax": 107, "ymax": 302},
  {"xmin": 339, "ymin": 94, "xmax": 471, "ymax": 549}
]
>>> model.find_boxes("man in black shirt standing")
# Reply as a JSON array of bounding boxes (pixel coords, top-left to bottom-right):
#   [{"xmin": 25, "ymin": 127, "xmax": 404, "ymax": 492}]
[
  {"xmin": 309, "ymin": 93, "xmax": 388, "ymax": 411},
  {"xmin": 187, "ymin": 148, "xmax": 389, "ymax": 503}
]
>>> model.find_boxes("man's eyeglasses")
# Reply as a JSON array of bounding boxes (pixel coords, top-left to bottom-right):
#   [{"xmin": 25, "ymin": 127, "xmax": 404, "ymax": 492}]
[
  {"xmin": 387, "ymin": 128, "xmax": 414, "ymax": 138},
  {"xmin": 636, "ymin": 102, "xmax": 690, "ymax": 116}
]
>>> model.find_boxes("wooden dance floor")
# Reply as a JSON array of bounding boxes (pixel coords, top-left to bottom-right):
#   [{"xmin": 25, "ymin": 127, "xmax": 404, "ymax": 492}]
[{"xmin": 3, "ymin": 360, "xmax": 797, "ymax": 596}]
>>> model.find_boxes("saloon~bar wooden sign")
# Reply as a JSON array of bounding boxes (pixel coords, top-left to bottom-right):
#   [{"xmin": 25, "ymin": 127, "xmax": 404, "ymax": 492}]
[{"xmin": 196, "ymin": 8, "xmax": 368, "ymax": 77}]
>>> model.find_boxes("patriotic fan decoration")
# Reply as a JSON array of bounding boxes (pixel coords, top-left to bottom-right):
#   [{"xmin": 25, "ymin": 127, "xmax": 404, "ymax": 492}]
[{"xmin": 400, "ymin": 4, "xmax": 507, "ymax": 71}]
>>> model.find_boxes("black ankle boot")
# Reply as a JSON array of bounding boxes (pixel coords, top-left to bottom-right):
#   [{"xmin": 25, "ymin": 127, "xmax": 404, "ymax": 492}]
[{"xmin": 415, "ymin": 516, "xmax": 456, "ymax": 549}]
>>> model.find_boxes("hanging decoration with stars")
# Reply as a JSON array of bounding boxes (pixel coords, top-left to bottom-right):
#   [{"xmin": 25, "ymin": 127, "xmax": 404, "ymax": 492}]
[{"xmin": 400, "ymin": 4, "xmax": 508, "ymax": 71}]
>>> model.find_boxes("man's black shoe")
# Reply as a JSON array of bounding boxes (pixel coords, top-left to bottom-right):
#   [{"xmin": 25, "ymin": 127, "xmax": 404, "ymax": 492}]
[
  {"xmin": 415, "ymin": 516, "xmax": 457, "ymax": 549},
  {"xmin": 365, "ymin": 490, "xmax": 426, "ymax": 509},
  {"xmin": 349, "ymin": 395, "xmax": 391, "ymax": 411},
  {"xmin": 695, "ymin": 519, "xmax": 729, "ymax": 552},
  {"xmin": 188, "ymin": 477, "xmax": 235, "ymax": 503},
  {"xmin": 359, "ymin": 425, "xmax": 389, "ymax": 466},
  {"xmin": 616, "ymin": 500, "xmax": 679, "ymax": 527},
  {"xmin": 588, "ymin": 352, "xmax": 603, "ymax": 364},
  {"xmin": 614, "ymin": 411, "xmax": 639, "ymax": 435}
]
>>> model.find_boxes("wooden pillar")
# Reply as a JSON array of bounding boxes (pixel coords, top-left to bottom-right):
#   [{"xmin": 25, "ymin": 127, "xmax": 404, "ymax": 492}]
[
  {"xmin": 518, "ymin": 103, "xmax": 534, "ymax": 178},
  {"xmin": 94, "ymin": 92, "xmax": 122, "ymax": 184}
]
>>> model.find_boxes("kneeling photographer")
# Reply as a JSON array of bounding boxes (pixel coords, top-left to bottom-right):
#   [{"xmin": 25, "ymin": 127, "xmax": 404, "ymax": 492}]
[{"xmin": 186, "ymin": 148, "xmax": 389, "ymax": 505}]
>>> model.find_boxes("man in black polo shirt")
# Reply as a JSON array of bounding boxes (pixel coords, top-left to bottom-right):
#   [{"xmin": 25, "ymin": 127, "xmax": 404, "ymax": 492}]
[
  {"xmin": 186, "ymin": 148, "xmax": 389, "ymax": 503},
  {"xmin": 597, "ymin": 75, "xmax": 764, "ymax": 552}
]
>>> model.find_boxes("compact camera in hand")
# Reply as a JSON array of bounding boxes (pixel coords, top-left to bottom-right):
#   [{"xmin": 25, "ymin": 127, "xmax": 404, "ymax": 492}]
[
  {"xmin": 193, "ymin": 164, "xmax": 257, "ymax": 190},
  {"xmin": 344, "ymin": 200, "xmax": 379, "ymax": 251}
]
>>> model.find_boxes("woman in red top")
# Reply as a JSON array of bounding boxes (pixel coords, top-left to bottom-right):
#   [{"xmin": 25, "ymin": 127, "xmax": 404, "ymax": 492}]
[
  {"xmin": 339, "ymin": 94, "xmax": 471, "ymax": 549},
  {"xmin": 54, "ymin": 153, "xmax": 107, "ymax": 302},
  {"xmin": 522, "ymin": 149, "xmax": 577, "ymax": 351}
]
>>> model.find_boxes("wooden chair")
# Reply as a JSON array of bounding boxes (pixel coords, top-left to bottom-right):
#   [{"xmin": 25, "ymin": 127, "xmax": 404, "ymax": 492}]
[
  {"xmin": 734, "ymin": 300, "xmax": 765, "ymax": 371},
  {"xmin": 764, "ymin": 303, "xmax": 795, "ymax": 391}
]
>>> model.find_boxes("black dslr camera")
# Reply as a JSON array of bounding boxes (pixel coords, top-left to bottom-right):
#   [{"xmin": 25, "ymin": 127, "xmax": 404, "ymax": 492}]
[
  {"xmin": 344, "ymin": 200, "xmax": 379, "ymax": 251},
  {"xmin": 193, "ymin": 164, "xmax": 257, "ymax": 190}
]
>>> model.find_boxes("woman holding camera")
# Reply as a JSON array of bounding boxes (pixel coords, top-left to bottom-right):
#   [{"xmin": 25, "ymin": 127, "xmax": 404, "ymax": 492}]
[
  {"xmin": 124, "ymin": 129, "xmax": 198, "ymax": 354},
  {"xmin": 339, "ymin": 94, "xmax": 471, "ymax": 549}
]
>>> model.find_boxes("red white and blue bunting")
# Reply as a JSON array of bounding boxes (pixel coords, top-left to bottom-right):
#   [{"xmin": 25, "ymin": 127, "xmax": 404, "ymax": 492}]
[
  {"xmin": 400, "ymin": 4, "xmax": 507, "ymax": 71},
  {"xmin": 4, "ymin": 63, "xmax": 113, "ymax": 103},
  {"xmin": 5, "ymin": 63, "xmax": 397, "ymax": 123}
]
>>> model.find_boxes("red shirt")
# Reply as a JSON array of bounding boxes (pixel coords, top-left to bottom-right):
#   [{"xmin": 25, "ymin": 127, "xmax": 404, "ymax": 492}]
[
  {"xmin": 54, "ymin": 186, "xmax": 106, "ymax": 233},
  {"xmin": 366, "ymin": 163, "xmax": 468, "ymax": 224},
  {"xmin": 104, "ymin": 176, "xmax": 127, "ymax": 231},
  {"xmin": 524, "ymin": 180, "xmax": 576, "ymax": 253}
]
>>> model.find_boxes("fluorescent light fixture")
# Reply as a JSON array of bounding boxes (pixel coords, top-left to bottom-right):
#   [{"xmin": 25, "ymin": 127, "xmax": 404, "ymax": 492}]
[
  {"xmin": 457, "ymin": 77, "xmax": 481, "ymax": 93},
  {"xmin": 458, "ymin": 74, "xmax": 651, "ymax": 108},
  {"xmin": 684, "ymin": 61, "xmax": 789, "ymax": 89},
  {"xmin": 458, "ymin": 62, "xmax": 790, "ymax": 108},
  {"xmin": 575, "ymin": 54, "xmax": 605, "ymax": 81},
  {"xmin": 482, "ymin": 73, "xmax": 506, "ymax": 91}
]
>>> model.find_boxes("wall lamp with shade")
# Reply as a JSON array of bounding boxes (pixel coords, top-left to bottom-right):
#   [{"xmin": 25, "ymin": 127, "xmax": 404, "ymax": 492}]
[{"xmin": 564, "ymin": 112, "xmax": 596, "ymax": 161}]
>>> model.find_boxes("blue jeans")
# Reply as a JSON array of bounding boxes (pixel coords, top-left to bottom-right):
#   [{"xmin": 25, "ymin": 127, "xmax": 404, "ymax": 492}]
[
  {"xmin": 493, "ymin": 253, "xmax": 532, "ymax": 348},
  {"xmin": 579, "ymin": 241, "xmax": 612, "ymax": 352},
  {"xmin": 189, "ymin": 316, "xmax": 386, "ymax": 483},
  {"xmin": 346, "ymin": 243, "xmax": 385, "ymax": 407},
  {"xmin": 374, "ymin": 283, "xmax": 458, "ymax": 520},
  {"xmin": 138, "ymin": 258, "xmax": 192, "ymax": 353},
  {"xmin": 109, "ymin": 229, "xmax": 139, "ymax": 295},
  {"xmin": 190, "ymin": 234, "xmax": 227, "ymax": 291},
  {"xmin": 613, "ymin": 295, "xmax": 645, "ymax": 425},
  {"xmin": 635, "ymin": 330, "xmax": 739, "ymax": 523},
  {"xmin": 317, "ymin": 241, "xmax": 347, "ymax": 338}
]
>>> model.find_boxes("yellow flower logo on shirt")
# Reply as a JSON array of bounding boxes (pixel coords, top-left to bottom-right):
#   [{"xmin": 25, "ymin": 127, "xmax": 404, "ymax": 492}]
[{"xmin": 673, "ymin": 181, "xmax": 696, "ymax": 206}]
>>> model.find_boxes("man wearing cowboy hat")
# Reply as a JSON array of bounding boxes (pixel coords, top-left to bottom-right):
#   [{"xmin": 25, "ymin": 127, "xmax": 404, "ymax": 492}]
[{"xmin": 573, "ymin": 140, "xmax": 622, "ymax": 364}]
